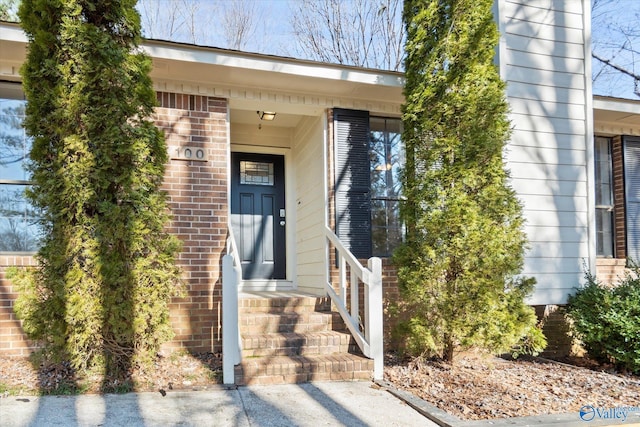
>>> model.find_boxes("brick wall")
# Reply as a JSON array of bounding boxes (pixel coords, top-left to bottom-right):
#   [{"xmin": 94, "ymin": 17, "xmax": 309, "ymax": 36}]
[
  {"xmin": 596, "ymin": 258, "xmax": 628, "ymax": 287},
  {"xmin": 534, "ymin": 305, "xmax": 580, "ymax": 358},
  {"xmin": 155, "ymin": 92, "xmax": 228, "ymax": 354},
  {"xmin": 0, "ymin": 255, "xmax": 38, "ymax": 356},
  {"xmin": 0, "ymin": 92, "xmax": 229, "ymax": 358}
]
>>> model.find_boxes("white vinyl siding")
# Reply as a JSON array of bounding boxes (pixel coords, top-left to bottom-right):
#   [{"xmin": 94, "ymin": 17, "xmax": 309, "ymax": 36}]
[
  {"xmin": 293, "ymin": 116, "xmax": 326, "ymax": 293},
  {"xmin": 499, "ymin": 0, "xmax": 591, "ymax": 305}
]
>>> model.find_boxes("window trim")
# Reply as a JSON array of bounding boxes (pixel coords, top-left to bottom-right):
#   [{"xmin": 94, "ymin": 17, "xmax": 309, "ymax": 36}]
[
  {"xmin": 0, "ymin": 85, "xmax": 39, "ymax": 254},
  {"xmin": 369, "ymin": 115, "xmax": 403, "ymax": 258},
  {"xmin": 594, "ymin": 136, "xmax": 615, "ymax": 258}
]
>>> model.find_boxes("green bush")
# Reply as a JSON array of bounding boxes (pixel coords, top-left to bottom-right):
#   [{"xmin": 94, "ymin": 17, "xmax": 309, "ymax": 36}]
[{"xmin": 566, "ymin": 267, "xmax": 640, "ymax": 374}]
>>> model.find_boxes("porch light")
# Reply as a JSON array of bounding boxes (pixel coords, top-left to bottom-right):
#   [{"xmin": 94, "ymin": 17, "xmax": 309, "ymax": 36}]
[{"xmin": 257, "ymin": 110, "xmax": 277, "ymax": 121}]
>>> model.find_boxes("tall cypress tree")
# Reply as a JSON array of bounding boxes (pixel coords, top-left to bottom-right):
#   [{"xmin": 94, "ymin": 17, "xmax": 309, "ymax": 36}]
[
  {"xmin": 15, "ymin": 0, "xmax": 182, "ymax": 378},
  {"xmin": 396, "ymin": 0, "xmax": 544, "ymax": 361}
]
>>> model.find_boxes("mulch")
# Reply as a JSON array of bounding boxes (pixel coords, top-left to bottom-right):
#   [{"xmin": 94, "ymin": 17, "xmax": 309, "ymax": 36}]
[
  {"xmin": 384, "ymin": 352, "xmax": 640, "ymax": 421},
  {"xmin": 0, "ymin": 351, "xmax": 222, "ymax": 396}
]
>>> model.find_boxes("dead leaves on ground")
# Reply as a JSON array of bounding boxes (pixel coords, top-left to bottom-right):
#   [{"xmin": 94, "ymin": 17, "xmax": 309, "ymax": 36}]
[{"xmin": 385, "ymin": 354, "xmax": 640, "ymax": 421}]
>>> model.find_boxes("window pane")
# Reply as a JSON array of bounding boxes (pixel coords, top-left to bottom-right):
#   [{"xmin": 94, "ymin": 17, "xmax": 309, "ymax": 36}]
[
  {"xmin": 594, "ymin": 137, "xmax": 612, "ymax": 206},
  {"xmin": 240, "ymin": 161, "xmax": 274, "ymax": 186},
  {"xmin": 0, "ymin": 184, "xmax": 40, "ymax": 252},
  {"xmin": 594, "ymin": 137, "xmax": 614, "ymax": 257},
  {"xmin": 595, "ymin": 208, "xmax": 614, "ymax": 257},
  {"xmin": 370, "ymin": 117, "xmax": 404, "ymax": 257},
  {"xmin": 0, "ymin": 98, "xmax": 29, "ymax": 181},
  {"xmin": 370, "ymin": 118, "xmax": 404, "ymax": 200},
  {"xmin": 371, "ymin": 199, "xmax": 402, "ymax": 257}
]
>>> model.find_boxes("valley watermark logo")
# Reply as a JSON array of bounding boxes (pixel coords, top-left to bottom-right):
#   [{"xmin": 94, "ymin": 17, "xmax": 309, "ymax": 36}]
[{"xmin": 579, "ymin": 405, "xmax": 640, "ymax": 422}]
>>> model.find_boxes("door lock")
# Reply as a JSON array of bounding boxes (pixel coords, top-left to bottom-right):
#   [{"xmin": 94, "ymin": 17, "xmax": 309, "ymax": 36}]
[{"xmin": 280, "ymin": 221, "xmax": 286, "ymax": 226}]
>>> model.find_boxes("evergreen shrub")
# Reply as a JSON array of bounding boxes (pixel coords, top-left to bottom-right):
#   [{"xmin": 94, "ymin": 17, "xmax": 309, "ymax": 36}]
[{"xmin": 567, "ymin": 267, "xmax": 640, "ymax": 374}]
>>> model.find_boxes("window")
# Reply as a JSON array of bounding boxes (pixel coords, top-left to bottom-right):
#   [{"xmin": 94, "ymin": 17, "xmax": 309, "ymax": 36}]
[
  {"xmin": 333, "ymin": 109, "xmax": 403, "ymax": 258},
  {"xmin": 370, "ymin": 117, "xmax": 404, "ymax": 256},
  {"xmin": 0, "ymin": 83, "xmax": 39, "ymax": 252},
  {"xmin": 594, "ymin": 137, "xmax": 614, "ymax": 257},
  {"xmin": 240, "ymin": 160, "xmax": 274, "ymax": 186},
  {"xmin": 624, "ymin": 137, "xmax": 640, "ymax": 263}
]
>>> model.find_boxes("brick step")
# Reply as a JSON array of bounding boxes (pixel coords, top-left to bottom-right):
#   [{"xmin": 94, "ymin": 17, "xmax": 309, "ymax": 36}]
[
  {"xmin": 241, "ymin": 331, "xmax": 358, "ymax": 357},
  {"xmin": 234, "ymin": 354, "xmax": 374, "ymax": 385},
  {"xmin": 239, "ymin": 311, "xmax": 345, "ymax": 334},
  {"xmin": 239, "ymin": 295, "xmax": 331, "ymax": 314}
]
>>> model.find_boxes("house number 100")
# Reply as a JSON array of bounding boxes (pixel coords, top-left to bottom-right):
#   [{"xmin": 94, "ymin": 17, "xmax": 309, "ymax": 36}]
[{"xmin": 171, "ymin": 146, "xmax": 207, "ymax": 161}]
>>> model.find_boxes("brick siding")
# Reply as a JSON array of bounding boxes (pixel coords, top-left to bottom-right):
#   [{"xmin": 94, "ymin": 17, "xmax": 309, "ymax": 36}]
[
  {"xmin": 154, "ymin": 92, "xmax": 228, "ymax": 354},
  {"xmin": 595, "ymin": 258, "xmax": 628, "ymax": 287},
  {"xmin": 0, "ymin": 255, "xmax": 38, "ymax": 356},
  {"xmin": 0, "ymin": 92, "xmax": 229, "ymax": 357}
]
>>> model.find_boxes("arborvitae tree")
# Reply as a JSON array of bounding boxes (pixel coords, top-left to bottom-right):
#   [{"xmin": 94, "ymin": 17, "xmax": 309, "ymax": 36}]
[
  {"xmin": 14, "ymin": 0, "xmax": 182, "ymax": 379},
  {"xmin": 395, "ymin": 0, "xmax": 545, "ymax": 362}
]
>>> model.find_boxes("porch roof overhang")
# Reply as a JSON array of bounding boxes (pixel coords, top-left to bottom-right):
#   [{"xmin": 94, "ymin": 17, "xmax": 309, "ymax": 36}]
[
  {"xmin": 593, "ymin": 95, "xmax": 640, "ymax": 136},
  {"xmin": 0, "ymin": 21, "xmax": 405, "ymax": 118}
]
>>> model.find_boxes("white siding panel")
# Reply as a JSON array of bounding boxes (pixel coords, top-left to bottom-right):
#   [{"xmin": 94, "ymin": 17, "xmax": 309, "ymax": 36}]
[
  {"xmin": 515, "ymin": 179, "xmax": 588, "ymax": 198},
  {"xmin": 506, "ymin": 66, "xmax": 584, "ymax": 90},
  {"xmin": 505, "ymin": 2, "xmax": 584, "ymax": 29},
  {"xmin": 509, "ymin": 128, "xmax": 587, "ymax": 150},
  {"xmin": 525, "ymin": 225, "xmax": 588, "ymax": 243},
  {"xmin": 506, "ymin": 145, "xmax": 586, "ymax": 165},
  {"xmin": 505, "ymin": 0, "xmax": 583, "ymax": 14},
  {"xmin": 519, "ymin": 194, "xmax": 588, "ymax": 213},
  {"xmin": 504, "ymin": 19, "xmax": 583, "ymax": 43},
  {"xmin": 293, "ymin": 116, "xmax": 326, "ymax": 291},
  {"xmin": 509, "ymin": 163, "xmax": 586, "ymax": 181},
  {"xmin": 524, "ymin": 209, "xmax": 588, "ymax": 227},
  {"xmin": 505, "ymin": 50, "xmax": 584, "ymax": 75},
  {"xmin": 507, "ymin": 81, "xmax": 585, "ymax": 104},
  {"xmin": 508, "ymin": 97, "xmax": 585, "ymax": 121},
  {"xmin": 522, "ymin": 257, "xmax": 586, "ymax": 274},
  {"xmin": 527, "ymin": 279, "xmax": 582, "ymax": 305},
  {"xmin": 509, "ymin": 113, "xmax": 585, "ymax": 136},
  {"xmin": 505, "ymin": 34, "xmax": 583, "ymax": 59},
  {"xmin": 527, "ymin": 241, "xmax": 589, "ymax": 259}
]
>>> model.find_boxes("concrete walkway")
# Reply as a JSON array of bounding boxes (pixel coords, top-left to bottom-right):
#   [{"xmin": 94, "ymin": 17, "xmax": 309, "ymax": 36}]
[{"xmin": 0, "ymin": 381, "xmax": 438, "ymax": 427}]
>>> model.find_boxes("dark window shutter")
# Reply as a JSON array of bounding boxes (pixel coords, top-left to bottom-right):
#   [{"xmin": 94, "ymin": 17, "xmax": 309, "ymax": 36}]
[
  {"xmin": 624, "ymin": 137, "xmax": 640, "ymax": 263},
  {"xmin": 334, "ymin": 108, "xmax": 371, "ymax": 259}
]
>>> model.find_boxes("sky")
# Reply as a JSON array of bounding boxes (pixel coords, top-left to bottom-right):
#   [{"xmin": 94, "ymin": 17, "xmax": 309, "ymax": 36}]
[
  {"xmin": 136, "ymin": 0, "xmax": 295, "ymax": 56},
  {"xmin": 591, "ymin": 0, "xmax": 640, "ymax": 99},
  {"xmin": 3, "ymin": 0, "xmax": 638, "ymax": 100},
  {"xmin": 133, "ymin": 0, "xmax": 639, "ymax": 100}
]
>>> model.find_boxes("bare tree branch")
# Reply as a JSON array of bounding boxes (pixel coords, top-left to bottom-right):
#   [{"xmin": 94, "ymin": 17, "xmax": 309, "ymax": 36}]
[
  {"xmin": 591, "ymin": 0, "xmax": 640, "ymax": 98},
  {"xmin": 592, "ymin": 51, "xmax": 640, "ymax": 97},
  {"xmin": 290, "ymin": 0, "xmax": 404, "ymax": 71},
  {"xmin": 221, "ymin": 0, "xmax": 259, "ymax": 50}
]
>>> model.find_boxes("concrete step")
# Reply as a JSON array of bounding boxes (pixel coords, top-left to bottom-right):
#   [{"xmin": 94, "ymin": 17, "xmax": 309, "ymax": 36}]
[
  {"xmin": 239, "ymin": 311, "xmax": 345, "ymax": 334},
  {"xmin": 241, "ymin": 331, "xmax": 357, "ymax": 357},
  {"xmin": 234, "ymin": 354, "xmax": 374, "ymax": 385}
]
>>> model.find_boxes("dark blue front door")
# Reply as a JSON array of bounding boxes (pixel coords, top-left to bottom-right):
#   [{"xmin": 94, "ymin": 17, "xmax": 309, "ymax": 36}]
[{"xmin": 231, "ymin": 153, "xmax": 286, "ymax": 280}]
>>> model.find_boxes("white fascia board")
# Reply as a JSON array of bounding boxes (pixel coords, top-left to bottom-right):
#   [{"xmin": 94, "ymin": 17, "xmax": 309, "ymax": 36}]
[
  {"xmin": 0, "ymin": 22, "xmax": 27, "ymax": 43},
  {"xmin": 142, "ymin": 41, "xmax": 404, "ymax": 89},
  {"xmin": 0, "ymin": 22, "xmax": 404, "ymax": 90},
  {"xmin": 593, "ymin": 96, "xmax": 640, "ymax": 115}
]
